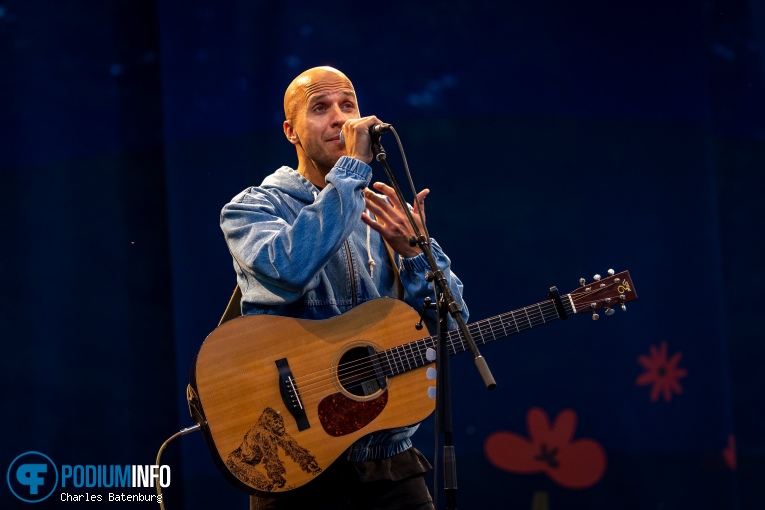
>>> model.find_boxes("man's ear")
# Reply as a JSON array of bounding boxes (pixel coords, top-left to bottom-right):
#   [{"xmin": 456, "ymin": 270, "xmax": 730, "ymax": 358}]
[{"xmin": 283, "ymin": 120, "xmax": 299, "ymax": 145}]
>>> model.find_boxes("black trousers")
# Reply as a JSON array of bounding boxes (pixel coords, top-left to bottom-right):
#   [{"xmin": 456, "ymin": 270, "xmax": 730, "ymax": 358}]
[{"xmin": 249, "ymin": 454, "xmax": 434, "ymax": 510}]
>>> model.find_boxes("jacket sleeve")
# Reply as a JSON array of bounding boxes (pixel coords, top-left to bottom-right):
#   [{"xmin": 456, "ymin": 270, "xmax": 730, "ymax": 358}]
[
  {"xmin": 398, "ymin": 239, "xmax": 468, "ymax": 334},
  {"xmin": 220, "ymin": 158, "xmax": 372, "ymax": 302}
]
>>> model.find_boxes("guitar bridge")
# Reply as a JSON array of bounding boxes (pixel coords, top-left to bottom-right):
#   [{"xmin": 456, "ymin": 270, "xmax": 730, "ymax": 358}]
[{"xmin": 275, "ymin": 358, "xmax": 310, "ymax": 431}]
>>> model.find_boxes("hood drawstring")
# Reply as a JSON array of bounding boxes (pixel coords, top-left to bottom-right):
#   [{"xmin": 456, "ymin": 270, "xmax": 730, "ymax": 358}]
[{"xmin": 365, "ymin": 209, "xmax": 376, "ymax": 278}]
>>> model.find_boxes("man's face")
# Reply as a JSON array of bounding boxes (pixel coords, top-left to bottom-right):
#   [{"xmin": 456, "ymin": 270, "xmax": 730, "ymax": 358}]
[{"xmin": 285, "ymin": 69, "xmax": 360, "ymax": 175}]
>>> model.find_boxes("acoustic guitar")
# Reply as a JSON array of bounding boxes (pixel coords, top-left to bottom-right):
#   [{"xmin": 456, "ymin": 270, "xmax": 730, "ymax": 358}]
[{"xmin": 187, "ymin": 270, "xmax": 637, "ymax": 494}]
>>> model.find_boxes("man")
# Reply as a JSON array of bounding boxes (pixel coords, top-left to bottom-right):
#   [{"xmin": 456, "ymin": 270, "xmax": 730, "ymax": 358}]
[{"xmin": 220, "ymin": 66, "xmax": 467, "ymax": 510}]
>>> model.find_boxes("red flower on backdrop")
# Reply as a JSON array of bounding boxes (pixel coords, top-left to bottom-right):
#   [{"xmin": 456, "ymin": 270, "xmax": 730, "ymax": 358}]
[
  {"xmin": 636, "ymin": 340, "xmax": 687, "ymax": 402},
  {"xmin": 723, "ymin": 434, "xmax": 736, "ymax": 470},
  {"xmin": 484, "ymin": 408, "xmax": 606, "ymax": 489}
]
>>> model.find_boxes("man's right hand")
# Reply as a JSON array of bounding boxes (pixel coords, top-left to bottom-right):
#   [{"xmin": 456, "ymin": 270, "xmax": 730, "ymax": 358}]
[{"xmin": 341, "ymin": 116, "xmax": 385, "ymax": 164}]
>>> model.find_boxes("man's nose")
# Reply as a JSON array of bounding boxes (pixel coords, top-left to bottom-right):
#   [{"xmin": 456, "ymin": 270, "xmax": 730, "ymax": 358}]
[{"xmin": 328, "ymin": 104, "xmax": 348, "ymax": 125}]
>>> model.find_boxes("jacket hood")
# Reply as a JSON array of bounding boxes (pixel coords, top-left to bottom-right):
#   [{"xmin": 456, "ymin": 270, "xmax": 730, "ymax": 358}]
[{"xmin": 259, "ymin": 166, "xmax": 318, "ymax": 204}]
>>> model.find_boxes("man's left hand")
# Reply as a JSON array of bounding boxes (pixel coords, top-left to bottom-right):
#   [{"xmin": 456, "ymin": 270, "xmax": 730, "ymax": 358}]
[{"xmin": 361, "ymin": 182, "xmax": 429, "ymax": 258}]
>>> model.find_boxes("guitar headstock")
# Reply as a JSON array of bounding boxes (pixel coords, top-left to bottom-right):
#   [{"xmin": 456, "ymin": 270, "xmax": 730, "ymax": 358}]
[{"xmin": 567, "ymin": 270, "xmax": 637, "ymax": 319}]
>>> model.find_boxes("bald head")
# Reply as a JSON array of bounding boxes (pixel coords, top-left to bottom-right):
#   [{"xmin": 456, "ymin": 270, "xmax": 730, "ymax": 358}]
[{"xmin": 283, "ymin": 66, "xmax": 355, "ymax": 124}]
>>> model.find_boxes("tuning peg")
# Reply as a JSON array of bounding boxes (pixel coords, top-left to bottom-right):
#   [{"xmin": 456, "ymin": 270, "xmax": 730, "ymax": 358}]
[
  {"xmin": 608, "ymin": 269, "xmax": 615, "ymax": 276},
  {"xmin": 593, "ymin": 274, "xmax": 602, "ymax": 281},
  {"xmin": 426, "ymin": 348, "xmax": 436, "ymax": 362},
  {"xmin": 605, "ymin": 308, "xmax": 615, "ymax": 316},
  {"xmin": 426, "ymin": 367, "xmax": 437, "ymax": 380},
  {"xmin": 592, "ymin": 312, "xmax": 600, "ymax": 320},
  {"xmin": 621, "ymin": 303, "xmax": 627, "ymax": 312},
  {"xmin": 427, "ymin": 386, "xmax": 437, "ymax": 399},
  {"xmin": 579, "ymin": 277, "xmax": 586, "ymax": 286}
]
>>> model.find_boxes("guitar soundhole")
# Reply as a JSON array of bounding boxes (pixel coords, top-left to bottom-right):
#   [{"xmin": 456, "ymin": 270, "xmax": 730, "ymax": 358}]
[{"xmin": 337, "ymin": 346, "xmax": 387, "ymax": 398}]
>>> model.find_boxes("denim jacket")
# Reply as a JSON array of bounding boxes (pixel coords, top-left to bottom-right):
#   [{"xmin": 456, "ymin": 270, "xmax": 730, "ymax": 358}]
[{"xmin": 221, "ymin": 156, "xmax": 468, "ymax": 462}]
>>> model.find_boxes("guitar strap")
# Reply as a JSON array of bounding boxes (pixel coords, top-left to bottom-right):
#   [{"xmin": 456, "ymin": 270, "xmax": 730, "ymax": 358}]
[
  {"xmin": 383, "ymin": 238, "xmax": 405, "ymax": 301},
  {"xmin": 218, "ymin": 239, "xmax": 404, "ymax": 326},
  {"xmin": 218, "ymin": 284, "xmax": 243, "ymax": 326}
]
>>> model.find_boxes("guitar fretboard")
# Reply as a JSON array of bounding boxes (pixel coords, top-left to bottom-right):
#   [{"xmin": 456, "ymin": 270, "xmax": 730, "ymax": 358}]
[{"xmin": 376, "ymin": 297, "xmax": 574, "ymax": 377}]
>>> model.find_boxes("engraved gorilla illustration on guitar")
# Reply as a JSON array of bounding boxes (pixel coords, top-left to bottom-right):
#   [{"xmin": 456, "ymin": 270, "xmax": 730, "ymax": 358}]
[{"xmin": 226, "ymin": 407, "xmax": 322, "ymax": 492}]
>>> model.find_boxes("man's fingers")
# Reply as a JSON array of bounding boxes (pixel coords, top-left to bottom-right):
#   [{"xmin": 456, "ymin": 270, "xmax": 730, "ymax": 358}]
[
  {"xmin": 413, "ymin": 188, "xmax": 430, "ymax": 214},
  {"xmin": 370, "ymin": 182, "xmax": 430, "ymax": 209},
  {"xmin": 361, "ymin": 211, "xmax": 380, "ymax": 229},
  {"xmin": 362, "ymin": 184, "xmax": 430, "ymax": 258},
  {"xmin": 363, "ymin": 189, "xmax": 390, "ymax": 219}
]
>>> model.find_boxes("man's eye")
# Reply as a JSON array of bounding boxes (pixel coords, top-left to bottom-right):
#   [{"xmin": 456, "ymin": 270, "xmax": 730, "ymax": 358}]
[{"xmin": 313, "ymin": 104, "xmax": 326, "ymax": 112}]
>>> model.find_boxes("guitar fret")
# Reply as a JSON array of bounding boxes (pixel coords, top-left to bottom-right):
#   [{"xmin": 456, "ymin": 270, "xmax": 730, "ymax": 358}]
[
  {"xmin": 395, "ymin": 345, "xmax": 406, "ymax": 373},
  {"xmin": 395, "ymin": 345, "xmax": 404, "ymax": 373},
  {"xmin": 487, "ymin": 319, "xmax": 499, "ymax": 341},
  {"xmin": 389, "ymin": 346, "xmax": 401, "ymax": 375},
  {"xmin": 373, "ymin": 351, "xmax": 387, "ymax": 378},
  {"xmin": 419, "ymin": 339, "xmax": 430, "ymax": 365},
  {"xmin": 403, "ymin": 343, "xmax": 413, "ymax": 371},
  {"xmin": 380, "ymin": 349, "xmax": 392, "ymax": 376},
  {"xmin": 537, "ymin": 303, "xmax": 545, "ymax": 324},
  {"xmin": 547, "ymin": 301, "xmax": 559, "ymax": 321},
  {"xmin": 467, "ymin": 323, "xmax": 478, "ymax": 348},
  {"xmin": 453, "ymin": 331, "xmax": 465, "ymax": 354},
  {"xmin": 498, "ymin": 314, "xmax": 509, "ymax": 338},
  {"xmin": 475, "ymin": 321, "xmax": 486, "ymax": 345},
  {"xmin": 523, "ymin": 307, "xmax": 533, "ymax": 328},
  {"xmin": 391, "ymin": 347, "xmax": 400, "ymax": 374},
  {"xmin": 413, "ymin": 340, "xmax": 426, "ymax": 367},
  {"xmin": 510, "ymin": 310, "xmax": 521, "ymax": 333},
  {"xmin": 470, "ymin": 325, "xmax": 478, "ymax": 347},
  {"xmin": 495, "ymin": 319, "xmax": 503, "ymax": 340},
  {"xmin": 442, "ymin": 332, "xmax": 455, "ymax": 356},
  {"xmin": 441, "ymin": 334, "xmax": 451, "ymax": 355},
  {"xmin": 475, "ymin": 321, "xmax": 489, "ymax": 345},
  {"xmin": 384, "ymin": 347, "xmax": 393, "ymax": 375},
  {"xmin": 409, "ymin": 342, "xmax": 419, "ymax": 369}
]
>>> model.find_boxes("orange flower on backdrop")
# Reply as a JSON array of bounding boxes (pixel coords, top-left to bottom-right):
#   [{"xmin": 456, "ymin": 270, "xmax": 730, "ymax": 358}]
[
  {"xmin": 636, "ymin": 340, "xmax": 687, "ymax": 402},
  {"xmin": 723, "ymin": 434, "xmax": 736, "ymax": 470},
  {"xmin": 484, "ymin": 408, "xmax": 606, "ymax": 489}
]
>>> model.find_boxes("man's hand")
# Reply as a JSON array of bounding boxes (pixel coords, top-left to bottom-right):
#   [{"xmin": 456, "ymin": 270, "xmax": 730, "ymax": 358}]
[
  {"xmin": 362, "ymin": 182, "xmax": 429, "ymax": 258},
  {"xmin": 341, "ymin": 116, "xmax": 384, "ymax": 164}
]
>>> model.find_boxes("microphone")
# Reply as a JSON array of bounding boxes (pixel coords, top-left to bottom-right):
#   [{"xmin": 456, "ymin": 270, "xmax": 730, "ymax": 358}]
[
  {"xmin": 339, "ymin": 123, "xmax": 391, "ymax": 146},
  {"xmin": 369, "ymin": 123, "xmax": 391, "ymax": 135}
]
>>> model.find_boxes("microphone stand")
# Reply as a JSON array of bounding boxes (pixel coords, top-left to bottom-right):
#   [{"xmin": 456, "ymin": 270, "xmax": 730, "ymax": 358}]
[
  {"xmin": 370, "ymin": 135, "xmax": 496, "ymax": 510},
  {"xmin": 435, "ymin": 294, "xmax": 457, "ymax": 510}
]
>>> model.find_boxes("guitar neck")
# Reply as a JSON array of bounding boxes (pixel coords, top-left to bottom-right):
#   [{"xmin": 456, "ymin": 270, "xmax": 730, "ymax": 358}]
[{"xmin": 378, "ymin": 296, "xmax": 572, "ymax": 377}]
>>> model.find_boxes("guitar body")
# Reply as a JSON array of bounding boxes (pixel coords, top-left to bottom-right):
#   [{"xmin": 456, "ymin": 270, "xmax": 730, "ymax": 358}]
[{"xmin": 189, "ymin": 298, "xmax": 436, "ymax": 495}]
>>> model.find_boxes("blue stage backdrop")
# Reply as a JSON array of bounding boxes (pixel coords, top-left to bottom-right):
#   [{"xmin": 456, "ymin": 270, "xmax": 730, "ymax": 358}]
[{"xmin": 2, "ymin": 1, "xmax": 764, "ymax": 508}]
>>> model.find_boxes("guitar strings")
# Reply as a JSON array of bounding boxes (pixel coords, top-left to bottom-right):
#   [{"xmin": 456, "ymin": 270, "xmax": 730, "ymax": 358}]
[
  {"xmin": 288, "ymin": 305, "xmax": 555, "ymax": 404},
  {"xmin": 290, "ymin": 295, "xmax": 587, "ymax": 402},
  {"xmin": 288, "ymin": 301, "xmax": 559, "ymax": 403},
  {"xmin": 286, "ymin": 282, "xmax": 617, "ymax": 404}
]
